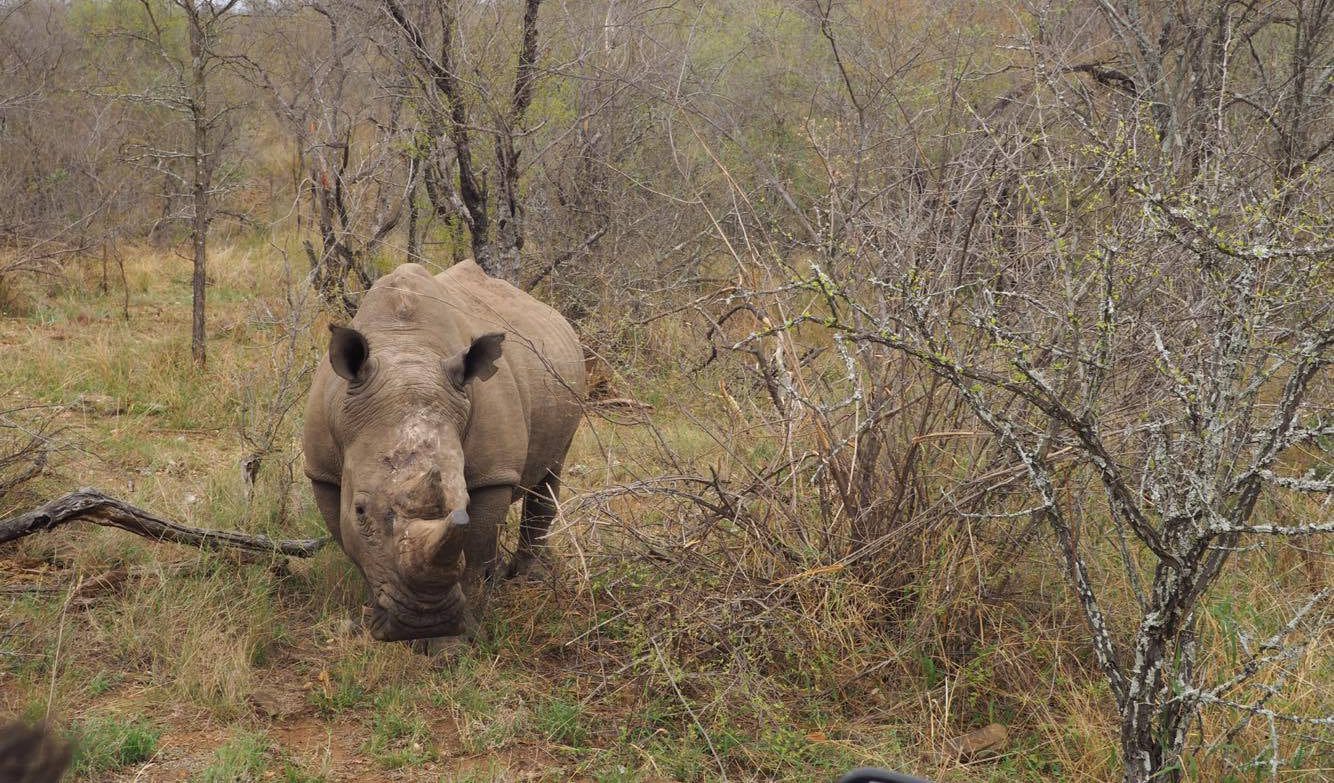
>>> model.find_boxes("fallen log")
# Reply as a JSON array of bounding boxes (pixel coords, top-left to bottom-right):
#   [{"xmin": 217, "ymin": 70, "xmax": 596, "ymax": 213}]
[{"xmin": 0, "ymin": 487, "xmax": 328, "ymax": 557}]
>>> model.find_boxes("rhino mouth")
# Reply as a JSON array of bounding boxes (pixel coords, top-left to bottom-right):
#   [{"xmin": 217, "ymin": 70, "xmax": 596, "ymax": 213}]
[{"xmin": 367, "ymin": 582, "xmax": 467, "ymax": 641}]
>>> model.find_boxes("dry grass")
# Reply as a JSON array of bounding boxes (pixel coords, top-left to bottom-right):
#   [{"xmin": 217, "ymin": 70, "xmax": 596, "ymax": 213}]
[{"xmin": 0, "ymin": 244, "xmax": 1328, "ymax": 781}]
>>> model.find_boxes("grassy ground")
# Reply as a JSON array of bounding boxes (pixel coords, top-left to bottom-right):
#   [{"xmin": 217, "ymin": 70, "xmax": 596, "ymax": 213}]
[{"xmin": 0, "ymin": 244, "xmax": 1327, "ymax": 781}]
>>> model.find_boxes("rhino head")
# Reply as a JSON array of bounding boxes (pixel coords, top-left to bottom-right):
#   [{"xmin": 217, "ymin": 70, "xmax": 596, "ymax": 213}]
[{"xmin": 326, "ymin": 324, "xmax": 506, "ymax": 641}]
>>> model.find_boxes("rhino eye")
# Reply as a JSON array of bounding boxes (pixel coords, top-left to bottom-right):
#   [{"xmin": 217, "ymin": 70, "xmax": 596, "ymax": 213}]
[{"xmin": 353, "ymin": 501, "xmax": 376, "ymax": 536}]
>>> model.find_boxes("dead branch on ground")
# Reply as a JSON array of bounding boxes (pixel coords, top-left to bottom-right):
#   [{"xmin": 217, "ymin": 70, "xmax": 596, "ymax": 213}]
[{"xmin": 0, "ymin": 488, "xmax": 327, "ymax": 557}]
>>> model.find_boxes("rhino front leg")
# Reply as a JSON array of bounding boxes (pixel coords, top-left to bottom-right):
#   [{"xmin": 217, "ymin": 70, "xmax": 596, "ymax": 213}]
[
  {"xmin": 507, "ymin": 469, "xmax": 560, "ymax": 580},
  {"xmin": 460, "ymin": 485, "xmax": 511, "ymax": 607},
  {"xmin": 312, "ymin": 479, "xmax": 374, "ymax": 637},
  {"xmin": 309, "ymin": 479, "xmax": 343, "ymax": 545}
]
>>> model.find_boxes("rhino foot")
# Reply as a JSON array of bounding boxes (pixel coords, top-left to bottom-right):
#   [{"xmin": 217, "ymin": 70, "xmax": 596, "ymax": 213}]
[
  {"xmin": 406, "ymin": 601, "xmax": 479, "ymax": 658},
  {"xmin": 409, "ymin": 632, "xmax": 472, "ymax": 659},
  {"xmin": 505, "ymin": 550, "xmax": 552, "ymax": 582}
]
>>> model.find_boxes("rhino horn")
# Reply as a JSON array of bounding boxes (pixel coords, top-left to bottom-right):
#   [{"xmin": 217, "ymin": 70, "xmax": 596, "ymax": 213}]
[
  {"xmin": 398, "ymin": 518, "xmax": 456, "ymax": 573},
  {"xmin": 413, "ymin": 465, "xmax": 444, "ymax": 507}
]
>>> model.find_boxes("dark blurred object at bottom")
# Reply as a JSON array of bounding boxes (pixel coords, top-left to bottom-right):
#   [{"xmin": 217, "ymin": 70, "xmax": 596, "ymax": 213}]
[
  {"xmin": 837, "ymin": 768, "xmax": 933, "ymax": 783},
  {"xmin": 0, "ymin": 719, "xmax": 72, "ymax": 783}
]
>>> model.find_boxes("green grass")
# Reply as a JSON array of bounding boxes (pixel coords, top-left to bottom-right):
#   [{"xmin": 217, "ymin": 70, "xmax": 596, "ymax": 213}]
[
  {"xmin": 533, "ymin": 694, "xmax": 589, "ymax": 747},
  {"xmin": 308, "ymin": 658, "xmax": 371, "ymax": 715},
  {"xmin": 444, "ymin": 760, "xmax": 518, "ymax": 782},
  {"xmin": 193, "ymin": 731, "xmax": 271, "ymax": 782},
  {"xmin": 68, "ymin": 714, "xmax": 160, "ymax": 779},
  {"xmin": 589, "ymin": 753, "xmax": 643, "ymax": 783},
  {"xmin": 275, "ymin": 761, "xmax": 330, "ymax": 783},
  {"xmin": 87, "ymin": 670, "xmax": 123, "ymax": 697},
  {"xmin": 646, "ymin": 733, "xmax": 709, "ymax": 780},
  {"xmin": 363, "ymin": 688, "xmax": 435, "ymax": 769}
]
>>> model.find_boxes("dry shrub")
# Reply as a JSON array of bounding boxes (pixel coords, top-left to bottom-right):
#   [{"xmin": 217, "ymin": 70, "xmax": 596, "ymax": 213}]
[
  {"xmin": 543, "ymin": 302, "xmax": 1075, "ymax": 776},
  {"xmin": 536, "ymin": 5, "xmax": 1333, "ymax": 778}
]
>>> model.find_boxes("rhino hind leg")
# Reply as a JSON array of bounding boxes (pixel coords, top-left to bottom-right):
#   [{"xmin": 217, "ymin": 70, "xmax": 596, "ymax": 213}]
[{"xmin": 507, "ymin": 469, "xmax": 560, "ymax": 580}]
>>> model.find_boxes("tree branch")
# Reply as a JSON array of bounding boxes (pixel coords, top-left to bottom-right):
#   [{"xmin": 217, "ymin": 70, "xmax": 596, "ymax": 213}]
[{"xmin": 0, "ymin": 488, "xmax": 328, "ymax": 557}]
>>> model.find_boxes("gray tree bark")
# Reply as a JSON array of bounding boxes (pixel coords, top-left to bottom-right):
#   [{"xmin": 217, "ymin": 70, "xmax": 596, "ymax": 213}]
[{"xmin": 186, "ymin": 0, "xmax": 211, "ymax": 366}]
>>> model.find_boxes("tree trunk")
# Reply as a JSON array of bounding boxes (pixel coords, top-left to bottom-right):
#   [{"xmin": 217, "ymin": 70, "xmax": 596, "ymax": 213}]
[
  {"xmin": 383, "ymin": 0, "xmax": 543, "ymax": 284},
  {"xmin": 406, "ymin": 160, "xmax": 422, "ymax": 263},
  {"xmin": 489, "ymin": 0, "xmax": 543, "ymax": 285},
  {"xmin": 187, "ymin": 4, "xmax": 210, "ymax": 367}
]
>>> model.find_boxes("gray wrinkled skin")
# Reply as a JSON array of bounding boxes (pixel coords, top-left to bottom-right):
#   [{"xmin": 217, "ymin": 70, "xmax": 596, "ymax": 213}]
[{"xmin": 302, "ymin": 261, "xmax": 585, "ymax": 643}]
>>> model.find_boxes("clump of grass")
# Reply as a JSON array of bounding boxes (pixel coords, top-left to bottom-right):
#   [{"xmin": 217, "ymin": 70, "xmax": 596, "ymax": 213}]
[
  {"xmin": 458, "ymin": 705, "xmax": 526, "ymax": 757},
  {"xmin": 275, "ymin": 760, "xmax": 329, "ymax": 783},
  {"xmin": 193, "ymin": 731, "xmax": 270, "ymax": 782},
  {"xmin": 276, "ymin": 760, "xmax": 329, "ymax": 783},
  {"xmin": 364, "ymin": 689, "xmax": 434, "ymax": 769},
  {"xmin": 67, "ymin": 714, "xmax": 160, "ymax": 779},
  {"xmin": 446, "ymin": 760, "xmax": 518, "ymax": 782},
  {"xmin": 95, "ymin": 563, "xmax": 287, "ymax": 718},
  {"xmin": 309, "ymin": 671, "xmax": 368, "ymax": 715},
  {"xmin": 588, "ymin": 753, "xmax": 642, "ymax": 783},
  {"xmin": 308, "ymin": 637, "xmax": 423, "ymax": 716},
  {"xmin": 645, "ymin": 734, "xmax": 708, "ymax": 781},
  {"xmin": 533, "ymin": 694, "xmax": 589, "ymax": 748},
  {"xmin": 87, "ymin": 670, "xmax": 123, "ymax": 697}
]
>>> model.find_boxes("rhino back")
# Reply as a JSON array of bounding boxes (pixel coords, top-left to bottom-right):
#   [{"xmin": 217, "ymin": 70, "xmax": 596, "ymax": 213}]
[{"xmin": 435, "ymin": 262, "xmax": 586, "ymax": 488}]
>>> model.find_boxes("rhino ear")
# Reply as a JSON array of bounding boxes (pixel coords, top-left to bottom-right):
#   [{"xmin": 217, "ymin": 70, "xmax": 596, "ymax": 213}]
[
  {"xmin": 445, "ymin": 331, "xmax": 506, "ymax": 388},
  {"xmin": 328, "ymin": 325, "xmax": 370, "ymax": 383}
]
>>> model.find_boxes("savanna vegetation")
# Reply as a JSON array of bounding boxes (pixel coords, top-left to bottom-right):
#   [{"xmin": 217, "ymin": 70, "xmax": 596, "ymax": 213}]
[{"xmin": 1, "ymin": 1, "xmax": 1330, "ymax": 781}]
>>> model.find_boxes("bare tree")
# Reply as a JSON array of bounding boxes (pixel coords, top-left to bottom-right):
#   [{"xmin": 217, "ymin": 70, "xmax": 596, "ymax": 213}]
[
  {"xmin": 119, "ymin": 0, "xmax": 244, "ymax": 365},
  {"xmin": 381, "ymin": 0, "xmax": 544, "ymax": 283},
  {"xmin": 0, "ymin": 0, "xmax": 134, "ymax": 284},
  {"xmin": 250, "ymin": 0, "xmax": 415, "ymax": 313}
]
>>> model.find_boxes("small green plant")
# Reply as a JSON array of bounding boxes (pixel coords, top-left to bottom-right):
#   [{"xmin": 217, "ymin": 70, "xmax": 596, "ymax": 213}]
[
  {"xmin": 277, "ymin": 760, "xmax": 329, "ymax": 783},
  {"xmin": 68, "ymin": 714, "xmax": 160, "ymax": 779},
  {"xmin": 308, "ymin": 662, "xmax": 369, "ymax": 715},
  {"xmin": 647, "ymin": 734, "xmax": 707, "ymax": 781},
  {"xmin": 87, "ymin": 670, "xmax": 122, "ymax": 697},
  {"xmin": 592, "ymin": 760, "xmax": 641, "ymax": 783},
  {"xmin": 460, "ymin": 709, "xmax": 523, "ymax": 756},
  {"xmin": 445, "ymin": 761, "xmax": 514, "ymax": 783},
  {"xmin": 436, "ymin": 678, "xmax": 505, "ymax": 735}
]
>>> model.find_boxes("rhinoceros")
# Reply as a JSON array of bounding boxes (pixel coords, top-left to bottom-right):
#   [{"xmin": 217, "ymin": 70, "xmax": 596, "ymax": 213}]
[{"xmin": 302, "ymin": 261, "xmax": 585, "ymax": 643}]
